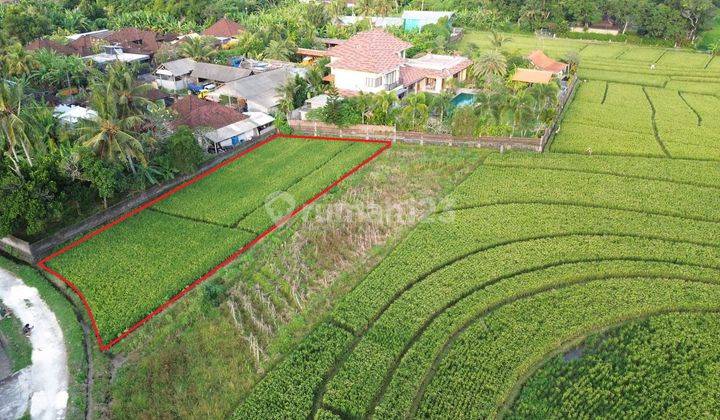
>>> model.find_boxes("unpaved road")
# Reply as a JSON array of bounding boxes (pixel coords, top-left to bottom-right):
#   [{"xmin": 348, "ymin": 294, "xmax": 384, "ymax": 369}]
[{"xmin": 0, "ymin": 268, "xmax": 69, "ymax": 420}]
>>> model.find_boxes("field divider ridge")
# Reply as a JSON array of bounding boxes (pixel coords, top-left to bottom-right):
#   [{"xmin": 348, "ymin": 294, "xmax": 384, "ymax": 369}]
[{"xmin": 641, "ymin": 87, "xmax": 671, "ymax": 157}]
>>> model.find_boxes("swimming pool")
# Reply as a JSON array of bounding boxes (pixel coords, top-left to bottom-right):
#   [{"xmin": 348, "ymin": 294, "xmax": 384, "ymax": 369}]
[{"xmin": 451, "ymin": 93, "xmax": 476, "ymax": 108}]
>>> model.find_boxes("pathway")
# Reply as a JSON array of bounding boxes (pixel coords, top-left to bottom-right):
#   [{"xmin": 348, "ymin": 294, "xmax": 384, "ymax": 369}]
[{"xmin": 0, "ymin": 268, "xmax": 69, "ymax": 420}]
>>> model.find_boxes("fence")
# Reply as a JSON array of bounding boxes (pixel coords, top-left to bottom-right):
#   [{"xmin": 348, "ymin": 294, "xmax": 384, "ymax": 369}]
[
  {"xmin": 1, "ymin": 129, "xmax": 276, "ymax": 264},
  {"xmin": 541, "ymin": 75, "xmax": 579, "ymax": 150},
  {"xmin": 289, "ymin": 120, "xmax": 544, "ymax": 152}
]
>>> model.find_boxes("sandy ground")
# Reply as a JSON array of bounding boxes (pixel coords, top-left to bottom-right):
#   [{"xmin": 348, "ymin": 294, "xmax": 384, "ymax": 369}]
[{"xmin": 0, "ymin": 268, "xmax": 69, "ymax": 420}]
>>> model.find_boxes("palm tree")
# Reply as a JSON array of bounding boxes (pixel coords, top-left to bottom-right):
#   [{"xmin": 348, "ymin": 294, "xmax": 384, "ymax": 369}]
[
  {"xmin": 305, "ymin": 64, "xmax": 326, "ymax": 97},
  {"xmin": 276, "ymin": 77, "xmax": 300, "ymax": 116},
  {"xmin": 178, "ymin": 36, "xmax": 217, "ymax": 62},
  {"xmin": 489, "ymin": 30, "xmax": 511, "ymax": 49},
  {"xmin": 97, "ymin": 64, "xmax": 153, "ymax": 118},
  {"xmin": 0, "ymin": 81, "xmax": 32, "ymax": 175},
  {"xmin": 370, "ymin": 91, "xmax": 397, "ymax": 125},
  {"xmin": 75, "ymin": 98, "xmax": 146, "ymax": 173},
  {"xmin": 262, "ymin": 39, "xmax": 296, "ymax": 61},
  {"xmin": 509, "ymin": 90, "xmax": 535, "ymax": 136},
  {"xmin": 472, "ymin": 50, "xmax": 508, "ymax": 85},
  {"xmin": 397, "ymin": 93, "xmax": 429, "ymax": 131},
  {"xmin": 431, "ymin": 90, "xmax": 455, "ymax": 124}
]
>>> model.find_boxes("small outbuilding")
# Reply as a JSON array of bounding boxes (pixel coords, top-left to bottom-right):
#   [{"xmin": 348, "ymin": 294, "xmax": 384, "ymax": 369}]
[
  {"xmin": 511, "ymin": 68, "xmax": 555, "ymax": 84},
  {"xmin": 528, "ymin": 50, "xmax": 568, "ymax": 76}
]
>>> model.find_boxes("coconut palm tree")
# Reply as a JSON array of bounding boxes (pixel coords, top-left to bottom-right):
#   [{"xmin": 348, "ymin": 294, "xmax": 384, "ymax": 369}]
[
  {"xmin": 262, "ymin": 39, "xmax": 296, "ymax": 61},
  {"xmin": 0, "ymin": 81, "xmax": 32, "ymax": 175},
  {"xmin": 96, "ymin": 63, "xmax": 153, "ymax": 118},
  {"xmin": 75, "ymin": 97, "xmax": 146, "ymax": 173},
  {"xmin": 178, "ymin": 36, "xmax": 218, "ymax": 62},
  {"xmin": 472, "ymin": 50, "xmax": 508, "ymax": 85}
]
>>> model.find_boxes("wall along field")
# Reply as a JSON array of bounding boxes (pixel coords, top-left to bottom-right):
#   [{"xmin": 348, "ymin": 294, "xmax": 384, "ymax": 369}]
[{"xmin": 42, "ymin": 136, "xmax": 388, "ymax": 346}]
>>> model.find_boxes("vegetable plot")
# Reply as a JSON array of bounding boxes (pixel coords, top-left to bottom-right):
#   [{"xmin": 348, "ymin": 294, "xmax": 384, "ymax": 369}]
[{"xmin": 41, "ymin": 135, "xmax": 389, "ymax": 349}]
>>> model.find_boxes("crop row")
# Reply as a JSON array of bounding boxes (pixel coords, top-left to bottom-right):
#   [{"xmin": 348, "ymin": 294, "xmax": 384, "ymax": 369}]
[
  {"xmin": 234, "ymin": 154, "xmax": 720, "ymax": 419},
  {"xmin": 483, "ymin": 151, "xmax": 720, "ymax": 189},
  {"xmin": 509, "ymin": 312, "xmax": 720, "ymax": 418},
  {"xmin": 582, "ymin": 59, "xmax": 718, "ymax": 78},
  {"xmin": 375, "ymin": 260, "xmax": 720, "ymax": 418},
  {"xmin": 47, "ymin": 137, "xmax": 386, "ymax": 343},
  {"xmin": 321, "ymin": 235, "xmax": 720, "ymax": 417},
  {"xmin": 417, "ymin": 278, "xmax": 720, "ymax": 418},
  {"xmin": 572, "ymin": 80, "xmax": 606, "ymax": 104},
  {"xmin": 233, "ymin": 322, "xmax": 352, "ymax": 419},
  {"xmin": 153, "ymin": 138, "xmax": 354, "ymax": 226},
  {"xmin": 449, "ymin": 165, "xmax": 720, "ymax": 222}
]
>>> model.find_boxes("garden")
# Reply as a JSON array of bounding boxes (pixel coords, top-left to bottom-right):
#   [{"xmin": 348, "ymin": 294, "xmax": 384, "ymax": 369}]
[{"xmin": 41, "ymin": 136, "xmax": 387, "ymax": 346}]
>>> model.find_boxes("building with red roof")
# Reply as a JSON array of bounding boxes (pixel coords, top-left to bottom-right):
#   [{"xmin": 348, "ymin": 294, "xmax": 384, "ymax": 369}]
[
  {"xmin": 528, "ymin": 50, "xmax": 568, "ymax": 75},
  {"xmin": 26, "ymin": 39, "xmax": 77, "ymax": 56},
  {"xmin": 202, "ymin": 18, "xmax": 244, "ymax": 43},
  {"xmin": 171, "ymin": 95, "xmax": 274, "ymax": 151},
  {"xmin": 326, "ymin": 28, "xmax": 471, "ymax": 95}
]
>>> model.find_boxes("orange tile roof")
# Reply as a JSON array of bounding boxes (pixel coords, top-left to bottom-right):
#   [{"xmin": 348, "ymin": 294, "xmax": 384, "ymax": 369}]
[
  {"xmin": 297, "ymin": 48, "xmax": 329, "ymax": 57},
  {"xmin": 528, "ymin": 50, "xmax": 568, "ymax": 73},
  {"xmin": 327, "ymin": 29, "xmax": 411, "ymax": 73},
  {"xmin": 202, "ymin": 18, "xmax": 244, "ymax": 38},
  {"xmin": 511, "ymin": 68, "xmax": 554, "ymax": 84}
]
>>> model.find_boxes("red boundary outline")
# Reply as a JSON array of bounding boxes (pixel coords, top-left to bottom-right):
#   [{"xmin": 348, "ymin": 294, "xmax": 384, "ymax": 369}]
[{"xmin": 38, "ymin": 134, "xmax": 391, "ymax": 351}]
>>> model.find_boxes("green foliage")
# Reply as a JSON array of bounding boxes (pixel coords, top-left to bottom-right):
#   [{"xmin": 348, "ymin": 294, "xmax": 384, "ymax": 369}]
[
  {"xmin": 509, "ymin": 312, "xmax": 720, "ymax": 418},
  {"xmin": 0, "ymin": 157, "xmax": 67, "ymax": 237},
  {"xmin": 0, "ymin": 311, "xmax": 32, "ymax": 372},
  {"xmin": 157, "ymin": 126, "xmax": 205, "ymax": 175}
]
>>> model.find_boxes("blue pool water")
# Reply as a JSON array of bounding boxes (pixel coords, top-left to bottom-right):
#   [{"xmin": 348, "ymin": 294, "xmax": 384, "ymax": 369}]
[{"xmin": 451, "ymin": 93, "xmax": 476, "ymax": 108}]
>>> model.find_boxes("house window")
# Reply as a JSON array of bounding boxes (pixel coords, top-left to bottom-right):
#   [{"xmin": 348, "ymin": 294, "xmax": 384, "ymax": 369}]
[
  {"xmin": 365, "ymin": 76, "xmax": 382, "ymax": 88},
  {"xmin": 384, "ymin": 71, "xmax": 397, "ymax": 86}
]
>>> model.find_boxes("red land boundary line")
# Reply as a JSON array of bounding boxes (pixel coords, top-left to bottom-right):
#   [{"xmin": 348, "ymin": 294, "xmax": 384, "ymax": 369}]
[{"xmin": 37, "ymin": 134, "xmax": 392, "ymax": 351}]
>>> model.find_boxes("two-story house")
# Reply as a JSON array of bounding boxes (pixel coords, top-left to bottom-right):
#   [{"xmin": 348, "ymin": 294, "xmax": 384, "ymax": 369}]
[{"xmin": 324, "ymin": 29, "xmax": 472, "ymax": 96}]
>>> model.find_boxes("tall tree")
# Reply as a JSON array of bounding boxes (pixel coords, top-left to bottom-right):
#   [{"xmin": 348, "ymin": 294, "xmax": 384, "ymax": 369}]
[{"xmin": 472, "ymin": 50, "xmax": 508, "ymax": 84}]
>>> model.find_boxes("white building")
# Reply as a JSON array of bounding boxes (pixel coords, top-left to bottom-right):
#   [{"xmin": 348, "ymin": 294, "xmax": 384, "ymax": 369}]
[
  {"xmin": 325, "ymin": 29, "xmax": 471, "ymax": 96},
  {"xmin": 155, "ymin": 58, "xmax": 197, "ymax": 91}
]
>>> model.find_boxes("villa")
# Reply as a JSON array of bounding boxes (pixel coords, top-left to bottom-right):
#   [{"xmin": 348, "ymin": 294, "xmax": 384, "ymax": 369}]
[
  {"xmin": 323, "ymin": 29, "xmax": 471, "ymax": 96},
  {"xmin": 202, "ymin": 18, "xmax": 245, "ymax": 44},
  {"xmin": 528, "ymin": 50, "xmax": 569, "ymax": 76}
]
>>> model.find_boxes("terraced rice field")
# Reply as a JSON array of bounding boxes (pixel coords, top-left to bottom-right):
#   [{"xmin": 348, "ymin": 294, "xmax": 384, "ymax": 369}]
[
  {"xmin": 459, "ymin": 31, "xmax": 719, "ymax": 159},
  {"xmin": 42, "ymin": 136, "xmax": 388, "ymax": 345},
  {"xmin": 234, "ymin": 151, "xmax": 720, "ymax": 419}
]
